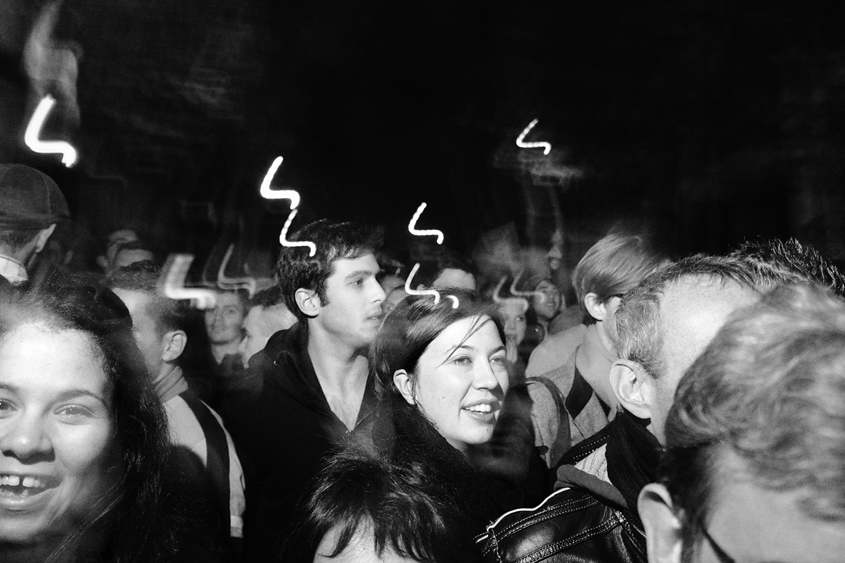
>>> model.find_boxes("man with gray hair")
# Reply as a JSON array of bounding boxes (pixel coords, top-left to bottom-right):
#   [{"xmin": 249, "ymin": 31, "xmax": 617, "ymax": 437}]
[
  {"xmin": 0, "ymin": 164, "xmax": 68, "ymax": 284},
  {"xmin": 639, "ymin": 283, "xmax": 845, "ymax": 563},
  {"xmin": 481, "ymin": 255, "xmax": 760, "ymax": 563}
]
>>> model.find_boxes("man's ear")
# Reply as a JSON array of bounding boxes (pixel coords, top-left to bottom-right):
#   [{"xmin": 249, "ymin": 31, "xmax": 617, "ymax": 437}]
[
  {"xmin": 294, "ymin": 288, "xmax": 320, "ymax": 318},
  {"xmin": 609, "ymin": 359, "xmax": 653, "ymax": 420},
  {"xmin": 160, "ymin": 330, "xmax": 187, "ymax": 363},
  {"xmin": 584, "ymin": 292, "xmax": 607, "ymax": 323},
  {"xmin": 393, "ymin": 369, "xmax": 415, "ymax": 406},
  {"xmin": 34, "ymin": 223, "xmax": 57, "ymax": 254},
  {"xmin": 638, "ymin": 484, "xmax": 683, "ymax": 563}
]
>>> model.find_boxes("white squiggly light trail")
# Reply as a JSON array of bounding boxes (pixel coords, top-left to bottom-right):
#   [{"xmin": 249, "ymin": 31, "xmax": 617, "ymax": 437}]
[
  {"xmin": 24, "ymin": 94, "xmax": 77, "ymax": 167},
  {"xmin": 259, "ymin": 156, "xmax": 316, "ymax": 257},
  {"xmin": 217, "ymin": 244, "xmax": 258, "ymax": 296},
  {"xmin": 509, "ymin": 270, "xmax": 543, "ymax": 299},
  {"xmin": 404, "ymin": 203, "xmax": 458, "ymax": 308},
  {"xmin": 516, "ymin": 118, "xmax": 551, "ymax": 155},
  {"xmin": 159, "ymin": 254, "xmax": 217, "ymax": 310},
  {"xmin": 408, "ymin": 202, "xmax": 444, "ymax": 245}
]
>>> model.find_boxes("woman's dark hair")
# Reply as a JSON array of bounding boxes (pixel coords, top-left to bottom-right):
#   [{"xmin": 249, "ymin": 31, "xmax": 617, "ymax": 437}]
[
  {"xmin": 0, "ymin": 276, "xmax": 169, "ymax": 562},
  {"xmin": 370, "ymin": 288, "xmax": 504, "ymax": 400},
  {"xmin": 284, "ymin": 447, "xmax": 479, "ymax": 563}
]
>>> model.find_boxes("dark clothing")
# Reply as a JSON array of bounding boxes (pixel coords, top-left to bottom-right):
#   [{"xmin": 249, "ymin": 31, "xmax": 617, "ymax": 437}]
[
  {"xmin": 480, "ymin": 465, "xmax": 646, "ymax": 563},
  {"xmin": 481, "ymin": 412, "xmax": 657, "ymax": 563},
  {"xmin": 220, "ymin": 323, "xmax": 378, "ymax": 563}
]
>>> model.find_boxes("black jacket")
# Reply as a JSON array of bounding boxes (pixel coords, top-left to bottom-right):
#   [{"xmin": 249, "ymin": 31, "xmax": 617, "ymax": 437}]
[
  {"xmin": 479, "ymin": 465, "xmax": 646, "ymax": 563},
  {"xmin": 220, "ymin": 323, "xmax": 378, "ymax": 563}
]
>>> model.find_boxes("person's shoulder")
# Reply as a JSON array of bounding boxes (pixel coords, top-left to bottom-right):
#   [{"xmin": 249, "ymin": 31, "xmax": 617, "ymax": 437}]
[{"xmin": 525, "ymin": 324, "xmax": 586, "ymax": 377}]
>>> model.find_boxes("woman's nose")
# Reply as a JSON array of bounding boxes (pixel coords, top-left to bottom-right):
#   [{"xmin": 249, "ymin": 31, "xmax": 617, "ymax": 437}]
[
  {"xmin": 0, "ymin": 414, "xmax": 52, "ymax": 460},
  {"xmin": 473, "ymin": 359, "xmax": 500, "ymax": 390}
]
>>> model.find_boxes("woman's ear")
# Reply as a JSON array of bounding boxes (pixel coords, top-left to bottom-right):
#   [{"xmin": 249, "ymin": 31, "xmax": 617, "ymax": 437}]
[
  {"xmin": 393, "ymin": 369, "xmax": 415, "ymax": 406},
  {"xmin": 638, "ymin": 483, "xmax": 684, "ymax": 563},
  {"xmin": 584, "ymin": 292, "xmax": 607, "ymax": 322},
  {"xmin": 609, "ymin": 359, "xmax": 653, "ymax": 420}
]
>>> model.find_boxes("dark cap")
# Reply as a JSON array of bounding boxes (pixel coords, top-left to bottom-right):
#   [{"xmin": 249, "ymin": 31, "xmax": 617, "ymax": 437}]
[{"xmin": 0, "ymin": 164, "xmax": 69, "ymax": 229}]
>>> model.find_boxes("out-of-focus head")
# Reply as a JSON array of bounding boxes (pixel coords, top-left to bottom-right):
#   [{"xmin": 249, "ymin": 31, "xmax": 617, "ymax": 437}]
[
  {"xmin": 238, "ymin": 286, "xmax": 298, "ymax": 366},
  {"xmin": 97, "ymin": 228, "xmax": 140, "ymax": 273},
  {"xmin": 286, "ymin": 448, "xmax": 478, "ymax": 563},
  {"xmin": 730, "ymin": 237, "xmax": 845, "ymax": 297},
  {"xmin": 0, "ymin": 165, "xmax": 68, "ymax": 273},
  {"xmin": 610, "ymin": 255, "xmax": 761, "ymax": 443},
  {"xmin": 372, "ymin": 290, "xmax": 509, "ymax": 453},
  {"xmin": 572, "ymin": 233, "xmax": 669, "ymax": 327},
  {"xmin": 203, "ymin": 289, "xmax": 248, "ymax": 347},
  {"xmin": 525, "ymin": 277, "xmax": 562, "ymax": 322},
  {"xmin": 639, "ymin": 283, "xmax": 845, "ymax": 563},
  {"xmin": 0, "ymin": 278, "xmax": 166, "ymax": 551},
  {"xmin": 383, "ymin": 286, "xmax": 409, "ymax": 316},
  {"xmin": 110, "ymin": 240, "xmax": 155, "ymax": 273},
  {"xmin": 414, "ymin": 250, "xmax": 477, "ymax": 291},
  {"xmin": 276, "ymin": 220, "xmax": 384, "ymax": 323},
  {"xmin": 107, "ymin": 261, "xmax": 190, "ymax": 377}
]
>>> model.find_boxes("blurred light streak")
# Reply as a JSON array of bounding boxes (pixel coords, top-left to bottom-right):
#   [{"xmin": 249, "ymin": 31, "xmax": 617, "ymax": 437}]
[
  {"xmin": 258, "ymin": 156, "xmax": 316, "ymax": 257},
  {"xmin": 217, "ymin": 244, "xmax": 257, "ymax": 296},
  {"xmin": 159, "ymin": 254, "xmax": 217, "ymax": 310},
  {"xmin": 405, "ymin": 202, "xmax": 457, "ymax": 308},
  {"xmin": 404, "ymin": 263, "xmax": 459, "ymax": 308},
  {"xmin": 493, "ymin": 276, "xmax": 531, "ymax": 313},
  {"xmin": 408, "ymin": 202, "xmax": 444, "ymax": 244},
  {"xmin": 24, "ymin": 94, "xmax": 77, "ymax": 166},
  {"xmin": 509, "ymin": 270, "xmax": 543, "ymax": 299},
  {"xmin": 516, "ymin": 118, "xmax": 551, "ymax": 155}
]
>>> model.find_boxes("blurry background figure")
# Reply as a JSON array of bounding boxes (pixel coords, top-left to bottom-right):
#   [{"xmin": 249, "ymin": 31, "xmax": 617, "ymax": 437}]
[
  {"xmin": 96, "ymin": 227, "xmax": 139, "ymax": 273},
  {"xmin": 109, "ymin": 239, "xmax": 155, "ymax": 272},
  {"xmin": 383, "ymin": 285, "xmax": 408, "ymax": 316},
  {"xmin": 0, "ymin": 164, "xmax": 68, "ymax": 285},
  {"xmin": 524, "ymin": 276, "xmax": 563, "ymax": 336},
  {"xmin": 377, "ymin": 251, "xmax": 407, "ymax": 296},
  {"xmin": 205, "ymin": 289, "xmax": 248, "ymax": 365},
  {"xmin": 285, "ymin": 448, "xmax": 480, "ymax": 563},
  {"xmin": 108, "ymin": 262, "xmax": 246, "ymax": 557},
  {"xmin": 414, "ymin": 248, "xmax": 477, "ymax": 291},
  {"xmin": 493, "ymin": 276, "xmax": 542, "ymax": 373},
  {"xmin": 239, "ymin": 286, "xmax": 298, "ymax": 368}
]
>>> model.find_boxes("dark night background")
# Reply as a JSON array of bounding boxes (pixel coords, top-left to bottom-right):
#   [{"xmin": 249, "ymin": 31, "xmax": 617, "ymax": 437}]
[{"xmin": 3, "ymin": 0, "xmax": 845, "ymax": 282}]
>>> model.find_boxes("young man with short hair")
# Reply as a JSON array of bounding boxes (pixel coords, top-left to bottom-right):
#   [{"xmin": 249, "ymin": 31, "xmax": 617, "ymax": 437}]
[{"xmin": 221, "ymin": 220, "xmax": 386, "ymax": 562}]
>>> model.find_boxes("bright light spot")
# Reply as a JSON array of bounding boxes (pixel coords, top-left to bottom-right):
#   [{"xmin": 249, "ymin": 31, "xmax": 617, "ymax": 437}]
[
  {"xmin": 24, "ymin": 94, "xmax": 77, "ymax": 167},
  {"xmin": 279, "ymin": 208, "xmax": 316, "ymax": 257},
  {"xmin": 217, "ymin": 244, "xmax": 257, "ymax": 296},
  {"xmin": 403, "ymin": 263, "xmax": 459, "ymax": 309},
  {"xmin": 516, "ymin": 118, "xmax": 551, "ymax": 155},
  {"xmin": 258, "ymin": 157, "xmax": 316, "ymax": 257},
  {"xmin": 408, "ymin": 202, "xmax": 444, "ymax": 245},
  {"xmin": 259, "ymin": 156, "xmax": 300, "ymax": 209},
  {"xmin": 159, "ymin": 254, "xmax": 217, "ymax": 310}
]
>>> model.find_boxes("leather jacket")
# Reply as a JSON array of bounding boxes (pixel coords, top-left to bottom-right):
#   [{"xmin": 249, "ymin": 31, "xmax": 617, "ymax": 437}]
[{"xmin": 479, "ymin": 466, "xmax": 647, "ymax": 563}]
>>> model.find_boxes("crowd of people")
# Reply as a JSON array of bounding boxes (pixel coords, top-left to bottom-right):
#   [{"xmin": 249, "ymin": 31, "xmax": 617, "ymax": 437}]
[{"xmin": 1, "ymin": 162, "xmax": 843, "ymax": 562}]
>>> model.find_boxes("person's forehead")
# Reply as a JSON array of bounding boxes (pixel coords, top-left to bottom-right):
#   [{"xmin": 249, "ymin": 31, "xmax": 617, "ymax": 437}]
[
  {"xmin": 659, "ymin": 278, "xmax": 759, "ymax": 379},
  {"xmin": 215, "ymin": 291, "xmax": 245, "ymax": 308},
  {"xmin": 328, "ymin": 253, "xmax": 379, "ymax": 278}
]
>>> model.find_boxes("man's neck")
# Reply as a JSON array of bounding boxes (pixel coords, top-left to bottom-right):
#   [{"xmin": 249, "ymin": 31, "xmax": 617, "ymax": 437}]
[
  {"xmin": 210, "ymin": 340, "xmax": 241, "ymax": 364},
  {"xmin": 155, "ymin": 362, "xmax": 187, "ymax": 402},
  {"xmin": 306, "ymin": 322, "xmax": 369, "ymax": 430}
]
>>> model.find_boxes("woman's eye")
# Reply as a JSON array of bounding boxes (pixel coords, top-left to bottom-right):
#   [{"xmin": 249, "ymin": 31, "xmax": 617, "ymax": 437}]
[
  {"xmin": 451, "ymin": 356, "xmax": 472, "ymax": 366},
  {"xmin": 0, "ymin": 399, "xmax": 15, "ymax": 415},
  {"xmin": 491, "ymin": 355, "xmax": 508, "ymax": 367},
  {"xmin": 56, "ymin": 405, "xmax": 95, "ymax": 420}
]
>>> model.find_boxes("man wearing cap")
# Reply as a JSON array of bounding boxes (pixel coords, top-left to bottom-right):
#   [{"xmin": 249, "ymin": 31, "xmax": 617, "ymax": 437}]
[{"xmin": 0, "ymin": 164, "xmax": 69, "ymax": 284}]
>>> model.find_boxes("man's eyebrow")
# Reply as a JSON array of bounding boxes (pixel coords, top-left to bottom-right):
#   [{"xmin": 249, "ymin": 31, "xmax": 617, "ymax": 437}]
[{"xmin": 344, "ymin": 269, "xmax": 378, "ymax": 279}]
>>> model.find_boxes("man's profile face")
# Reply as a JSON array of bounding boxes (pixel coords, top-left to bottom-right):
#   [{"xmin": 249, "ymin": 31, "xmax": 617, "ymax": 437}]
[
  {"xmin": 112, "ymin": 288, "xmax": 163, "ymax": 377},
  {"xmin": 314, "ymin": 254, "xmax": 385, "ymax": 348},
  {"xmin": 684, "ymin": 465, "xmax": 845, "ymax": 563},
  {"xmin": 647, "ymin": 278, "xmax": 759, "ymax": 443}
]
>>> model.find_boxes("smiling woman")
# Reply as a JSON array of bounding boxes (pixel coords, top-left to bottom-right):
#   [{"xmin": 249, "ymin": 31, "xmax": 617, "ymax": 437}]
[
  {"xmin": 0, "ymin": 278, "xmax": 222, "ymax": 563},
  {"xmin": 369, "ymin": 289, "xmax": 546, "ymax": 542}
]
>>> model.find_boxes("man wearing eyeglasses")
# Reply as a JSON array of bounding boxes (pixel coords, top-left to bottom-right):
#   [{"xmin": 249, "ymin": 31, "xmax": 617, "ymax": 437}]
[{"xmin": 639, "ymin": 283, "xmax": 845, "ymax": 563}]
